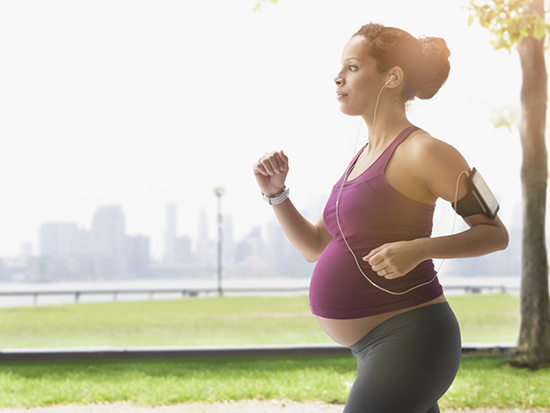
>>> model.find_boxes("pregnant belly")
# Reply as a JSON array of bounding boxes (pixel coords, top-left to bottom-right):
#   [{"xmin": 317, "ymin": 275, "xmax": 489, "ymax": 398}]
[{"xmin": 315, "ymin": 295, "xmax": 446, "ymax": 346}]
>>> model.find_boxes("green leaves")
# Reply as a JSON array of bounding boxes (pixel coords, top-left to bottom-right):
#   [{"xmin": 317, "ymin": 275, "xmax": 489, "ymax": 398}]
[
  {"xmin": 254, "ymin": 0, "xmax": 279, "ymax": 12},
  {"xmin": 465, "ymin": 0, "xmax": 548, "ymax": 51},
  {"xmin": 490, "ymin": 105, "xmax": 520, "ymax": 131}
]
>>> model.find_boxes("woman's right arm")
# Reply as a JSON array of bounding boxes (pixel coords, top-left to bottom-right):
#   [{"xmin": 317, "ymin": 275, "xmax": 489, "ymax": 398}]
[{"xmin": 253, "ymin": 150, "xmax": 333, "ymax": 263}]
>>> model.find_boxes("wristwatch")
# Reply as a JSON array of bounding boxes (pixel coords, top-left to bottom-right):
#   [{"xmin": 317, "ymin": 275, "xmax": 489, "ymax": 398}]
[{"xmin": 262, "ymin": 186, "xmax": 290, "ymax": 205}]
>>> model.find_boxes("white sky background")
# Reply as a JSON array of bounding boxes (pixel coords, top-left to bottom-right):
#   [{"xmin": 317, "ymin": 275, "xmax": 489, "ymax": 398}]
[{"xmin": 0, "ymin": 0, "xmax": 531, "ymax": 259}]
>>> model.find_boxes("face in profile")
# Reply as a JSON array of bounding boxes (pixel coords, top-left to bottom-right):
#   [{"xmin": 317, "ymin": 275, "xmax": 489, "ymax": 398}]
[{"xmin": 334, "ymin": 36, "xmax": 386, "ymax": 117}]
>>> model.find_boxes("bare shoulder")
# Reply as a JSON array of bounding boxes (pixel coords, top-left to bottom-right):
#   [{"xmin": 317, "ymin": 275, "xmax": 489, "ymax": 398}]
[
  {"xmin": 405, "ymin": 130, "xmax": 469, "ymax": 173},
  {"xmin": 404, "ymin": 130, "xmax": 471, "ymax": 201},
  {"xmin": 405, "ymin": 130, "xmax": 461, "ymax": 160}
]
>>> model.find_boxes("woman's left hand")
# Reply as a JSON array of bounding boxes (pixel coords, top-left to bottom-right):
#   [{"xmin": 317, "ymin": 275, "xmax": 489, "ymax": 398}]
[{"xmin": 363, "ymin": 240, "xmax": 424, "ymax": 280}]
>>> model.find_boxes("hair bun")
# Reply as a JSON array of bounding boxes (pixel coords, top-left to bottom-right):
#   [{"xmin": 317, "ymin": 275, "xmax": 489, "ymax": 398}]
[
  {"xmin": 353, "ymin": 23, "xmax": 451, "ymax": 101},
  {"xmin": 414, "ymin": 37, "xmax": 451, "ymax": 100}
]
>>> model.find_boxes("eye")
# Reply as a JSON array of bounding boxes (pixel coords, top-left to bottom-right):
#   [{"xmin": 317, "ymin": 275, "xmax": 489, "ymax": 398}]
[{"xmin": 349, "ymin": 65, "xmax": 358, "ymax": 71}]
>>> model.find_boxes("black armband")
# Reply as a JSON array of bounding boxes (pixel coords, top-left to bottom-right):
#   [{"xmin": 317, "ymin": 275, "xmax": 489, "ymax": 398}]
[{"xmin": 451, "ymin": 168, "xmax": 499, "ymax": 219}]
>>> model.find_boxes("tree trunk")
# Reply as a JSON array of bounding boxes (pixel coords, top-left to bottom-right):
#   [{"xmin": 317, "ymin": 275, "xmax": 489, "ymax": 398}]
[{"xmin": 509, "ymin": 0, "xmax": 550, "ymax": 370}]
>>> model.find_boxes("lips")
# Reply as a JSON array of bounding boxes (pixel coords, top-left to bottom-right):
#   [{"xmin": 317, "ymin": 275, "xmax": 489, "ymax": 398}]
[{"xmin": 337, "ymin": 92, "xmax": 348, "ymax": 100}]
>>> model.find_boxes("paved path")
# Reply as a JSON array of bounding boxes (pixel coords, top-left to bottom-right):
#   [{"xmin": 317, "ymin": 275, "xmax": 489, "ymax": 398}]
[{"xmin": 1, "ymin": 402, "xmax": 550, "ymax": 412}]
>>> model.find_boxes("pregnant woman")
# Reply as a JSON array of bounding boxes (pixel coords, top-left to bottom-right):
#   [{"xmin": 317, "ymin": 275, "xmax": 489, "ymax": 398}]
[{"xmin": 253, "ymin": 23, "xmax": 509, "ymax": 412}]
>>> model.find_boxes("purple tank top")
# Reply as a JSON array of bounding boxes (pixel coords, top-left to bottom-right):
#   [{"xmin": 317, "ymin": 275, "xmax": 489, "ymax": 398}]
[{"xmin": 309, "ymin": 126, "xmax": 443, "ymax": 319}]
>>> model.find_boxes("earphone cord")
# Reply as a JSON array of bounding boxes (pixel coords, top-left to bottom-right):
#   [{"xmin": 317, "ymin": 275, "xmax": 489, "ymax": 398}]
[
  {"xmin": 336, "ymin": 185, "xmax": 440, "ymax": 296},
  {"xmin": 335, "ymin": 82, "xmax": 467, "ymax": 295},
  {"xmin": 351, "ymin": 77, "xmax": 387, "ymax": 158}
]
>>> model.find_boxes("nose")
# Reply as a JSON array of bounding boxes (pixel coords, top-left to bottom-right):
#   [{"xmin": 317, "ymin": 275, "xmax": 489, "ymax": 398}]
[{"xmin": 334, "ymin": 72, "xmax": 344, "ymax": 86}]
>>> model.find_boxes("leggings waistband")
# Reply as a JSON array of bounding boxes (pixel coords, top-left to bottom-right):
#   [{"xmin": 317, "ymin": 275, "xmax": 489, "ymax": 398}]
[{"xmin": 349, "ymin": 302, "xmax": 453, "ymax": 353}]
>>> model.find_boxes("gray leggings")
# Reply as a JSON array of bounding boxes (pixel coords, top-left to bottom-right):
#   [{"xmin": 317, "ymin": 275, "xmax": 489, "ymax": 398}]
[{"xmin": 344, "ymin": 302, "xmax": 461, "ymax": 413}]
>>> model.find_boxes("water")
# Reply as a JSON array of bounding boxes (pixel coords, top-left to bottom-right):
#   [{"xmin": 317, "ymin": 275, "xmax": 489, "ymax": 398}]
[
  {"xmin": 0, "ymin": 278, "xmax": 311, "ymax": 307},
  {"xmin": 0, "ymin": 275, "xmax": 520, "ymax": 308}
]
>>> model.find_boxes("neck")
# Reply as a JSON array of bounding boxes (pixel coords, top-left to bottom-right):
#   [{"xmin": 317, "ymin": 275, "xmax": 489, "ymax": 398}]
[{"xmin": 362, "ymin": 101, "xmax": 411, "ymax": 148}]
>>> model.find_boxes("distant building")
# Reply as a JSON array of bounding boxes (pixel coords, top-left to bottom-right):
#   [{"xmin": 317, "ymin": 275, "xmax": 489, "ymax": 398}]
[
  {"xmin": 40, "ymin": 222, "xmax": 79, "ymax": 258},
  {"xmin": 20, "ymin": 242, "xmax": 33, "ymax": 261},
  {"xmin": 175, "ymin": 235, "xmax": 195, "ymax": 265},
  {"xmin": 266, "ymin": 220, "xmax": 314, "ymax": 278},
  {"xmin": 196, "ymin": 208, "xmax": 213, "ymax": 267},
  {"xmin": 77, "ymin": 228, "xmax": 91, "ymax": 257},
  {"xmin": 234, "ymin": 226, "xmax": 271, "ymax": 277},
  {"xmin": 91, "ymin": 205, "xmax": 126, "ymax": 278},
  {"xmin": 0, "ymin": 258, "xmax": 7, "ymax": 281},
  {"xmin": 27, "ymin": 256, "xmax": 55, "ymax": 282},
  {"xmin": 163, "ymin": 204, "xmax": 177, "ymax": 264},
  {"xmin": 126, "ymin": 234, "xmax": 151, "ymax": 277},
  {"xmin": 222, "ymin": 215, "xmax": 236, "ymax": 276}
]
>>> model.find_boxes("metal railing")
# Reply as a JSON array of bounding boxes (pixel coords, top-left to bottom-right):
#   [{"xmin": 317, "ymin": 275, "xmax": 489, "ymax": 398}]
[
  {"xmin": 0, "ymin": 284, "xmax": 519, "ymax": 305},
  {"xmin": 0, "ymin": 287, "xmax": 310, "ymax": 305}
]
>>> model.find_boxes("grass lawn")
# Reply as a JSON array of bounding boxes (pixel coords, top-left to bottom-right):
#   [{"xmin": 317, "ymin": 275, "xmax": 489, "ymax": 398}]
[
  {"xmin": 445, "ymin": 357, "xmax": 550, "ymax": 410},
  {"xmin": 0, "ymin": 293, "xmax": 520, "ymax": 348},
  {"xmin": 0, "ymin": 293, "xmax": 542, "ymax": 409},
  {"xmin": 0, "ymin": 356, "xmax": 549, "ymax": 409},
  {"xmin": 449, "ymin": 293, "xmax": 520, "ymax": 344}
]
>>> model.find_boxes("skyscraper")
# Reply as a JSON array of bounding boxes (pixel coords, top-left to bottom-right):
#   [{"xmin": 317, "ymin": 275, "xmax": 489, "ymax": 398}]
[
  {"xmin": 175, "ymin": 235, "xmax": 195, "ymax": 264},
  {"xmin": 196, "ymin": 208, "xmax": 212, "ymax": 266},
  {"xmin": 126, "ymin": 234, "xmax": 151, "ymax": 277},
  {"xmin": 40, "ymin": 222, "xmax": 79, "ymax": 258},
  {"xmin": 91, "ymin": 205, "xmax": 126, "ymax": 278},
  {"xmin": 163, "ymin": 204, "xmax": 177, "ymax": 264}
]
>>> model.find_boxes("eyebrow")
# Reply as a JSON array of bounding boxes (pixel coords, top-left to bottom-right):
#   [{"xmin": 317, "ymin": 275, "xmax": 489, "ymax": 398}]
[{"xmin": 344, "ymin": 57, "xmax": 362, "ymax": 62}]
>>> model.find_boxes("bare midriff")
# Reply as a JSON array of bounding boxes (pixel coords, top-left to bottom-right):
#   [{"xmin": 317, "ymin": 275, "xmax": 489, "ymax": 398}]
[{"xmin": 314, "ymin": 294, "xmax": 447, "ymax": 347}]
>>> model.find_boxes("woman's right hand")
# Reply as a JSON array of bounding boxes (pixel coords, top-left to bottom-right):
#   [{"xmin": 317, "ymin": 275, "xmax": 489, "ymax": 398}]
[{"xmin": 253, "ymin": 150, "xmax": 289, "ymax": 197}]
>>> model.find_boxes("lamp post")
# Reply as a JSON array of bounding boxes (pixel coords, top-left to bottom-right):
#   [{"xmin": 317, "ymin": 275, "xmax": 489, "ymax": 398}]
[{"xmin": 214, "ymin": 186, "xmax": 225, "ymax": 297}]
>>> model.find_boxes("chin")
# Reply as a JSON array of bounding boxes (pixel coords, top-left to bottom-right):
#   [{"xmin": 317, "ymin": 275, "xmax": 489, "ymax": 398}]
[{"xmin": 339, "ymin": 106, "xmax": 361, "ymax": 117}]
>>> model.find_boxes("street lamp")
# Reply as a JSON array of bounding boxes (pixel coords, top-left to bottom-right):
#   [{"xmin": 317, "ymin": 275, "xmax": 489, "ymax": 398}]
[{"xmin": 214, "ymin": 186, "xmax": 225, "ymax": 297}]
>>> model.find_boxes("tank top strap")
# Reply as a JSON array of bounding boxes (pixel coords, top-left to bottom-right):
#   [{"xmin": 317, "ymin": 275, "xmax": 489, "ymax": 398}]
[{"xmin": 375, "ymin": 125, "xmax": 420, "ymax": 173}]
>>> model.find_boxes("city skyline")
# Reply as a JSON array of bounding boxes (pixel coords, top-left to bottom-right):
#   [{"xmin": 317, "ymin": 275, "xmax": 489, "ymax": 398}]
[
  {"xmin": 0, "ymin": 202, "xmax": 321, "ymax": 282},
  {"xmin": 0, "ymin": 193, "xmax": 523, "ymax": 283}
]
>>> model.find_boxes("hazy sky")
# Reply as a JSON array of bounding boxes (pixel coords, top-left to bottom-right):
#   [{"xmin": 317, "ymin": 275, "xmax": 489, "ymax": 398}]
[{"xmin": 0, "ymin": 0, "xmax": 533, "ymax": 259}]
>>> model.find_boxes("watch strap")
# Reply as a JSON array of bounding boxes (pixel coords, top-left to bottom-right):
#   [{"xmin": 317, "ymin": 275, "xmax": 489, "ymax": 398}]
[{"xmin": 262, "ymin": 186, "xmax": 290, "ymax": 205}]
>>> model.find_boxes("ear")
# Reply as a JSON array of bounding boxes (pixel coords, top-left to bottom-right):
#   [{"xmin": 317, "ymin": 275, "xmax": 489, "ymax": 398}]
[{"xmin": 386, "ymin": 66, "xmax": 404, "ymax": 88}]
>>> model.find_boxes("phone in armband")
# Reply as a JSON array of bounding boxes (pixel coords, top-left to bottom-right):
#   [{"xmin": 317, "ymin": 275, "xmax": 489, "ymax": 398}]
[{"xmin": 452, "ymin": 168, "xmax": 500, "ymax": 219}]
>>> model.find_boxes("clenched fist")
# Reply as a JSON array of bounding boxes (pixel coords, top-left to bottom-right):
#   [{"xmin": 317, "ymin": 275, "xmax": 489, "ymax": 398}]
[{"xmin": 253, "ymin": 150, "xmax": 289, "ymax": 197}]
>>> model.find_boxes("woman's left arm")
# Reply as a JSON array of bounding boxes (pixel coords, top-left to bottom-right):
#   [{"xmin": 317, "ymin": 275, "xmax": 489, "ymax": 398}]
[{"xmin": 366, "ymin": 138, "xmax": 509, "ymax": 280}]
